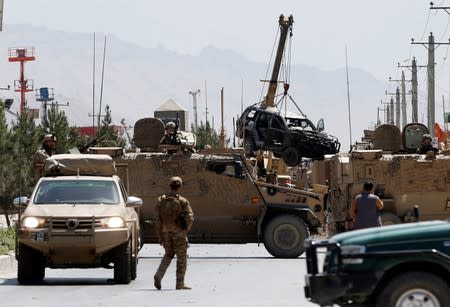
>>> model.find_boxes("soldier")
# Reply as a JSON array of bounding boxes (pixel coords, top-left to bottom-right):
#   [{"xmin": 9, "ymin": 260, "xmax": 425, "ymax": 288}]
[
  {"xmin": 160, "ymin": 121, "xmax": 181, "ymax": 145},
  {"xmin": 33, "ymin": 134, "xmax": 57, "ymax": 180},
  {"xmin": 417, "ymin": 134, "xmax": 438, "ymax": 155},
  {"xmin": 154, "ymin": 176, "xmax": 194, "ymax": 290}
]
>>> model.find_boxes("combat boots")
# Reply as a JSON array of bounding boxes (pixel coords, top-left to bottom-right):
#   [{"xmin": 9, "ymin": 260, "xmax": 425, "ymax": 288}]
[
  {"xmin": 154, "ymin": 275, "xmax": 162, "ymax": 290},
  {"xmin": 176, "ymin": 283, "xmax": 192, "ymax": 290}
]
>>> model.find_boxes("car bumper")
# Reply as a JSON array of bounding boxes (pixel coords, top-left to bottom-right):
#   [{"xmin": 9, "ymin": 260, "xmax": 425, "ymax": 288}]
[
  {"xmin": 304, "ymin": 240, "xmax": 379, "ymax": 305},
  {"xmin": 17, "ymin": 228, "xmax": 130, "ymax": 262},
  {"xmin": 304, "ymin": 271, "xmax": 379, "ymax": 305}
]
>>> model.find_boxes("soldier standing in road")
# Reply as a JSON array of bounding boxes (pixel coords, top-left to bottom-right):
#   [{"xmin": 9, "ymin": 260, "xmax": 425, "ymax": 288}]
[
  {"xmin": 33, "ymin": 134, "xmax": 57, "ymax": 180},
  {"xmin": 154, "ymin": 176, "xmax": 194, "ymax": 290},
  {"xmin": 350, "ymin": 181, "xmax": 384, "ymax": 230}
]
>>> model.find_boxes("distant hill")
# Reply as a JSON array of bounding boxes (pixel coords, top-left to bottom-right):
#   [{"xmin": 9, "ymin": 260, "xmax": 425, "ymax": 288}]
[{"xmin": 0, "ymin": 24, "xmax": 388, "ymax": 149}]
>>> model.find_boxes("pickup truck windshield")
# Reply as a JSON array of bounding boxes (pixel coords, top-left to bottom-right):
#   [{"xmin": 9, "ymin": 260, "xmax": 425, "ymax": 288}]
[{"xmin": 34, "ymin": 180, "xmax": 120, "ymax": 204}]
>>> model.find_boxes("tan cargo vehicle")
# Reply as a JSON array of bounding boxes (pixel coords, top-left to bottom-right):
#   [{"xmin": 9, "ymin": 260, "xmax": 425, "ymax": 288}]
[
  {"xmin": 312, "ymin": 123, "xmax": 450, "ymax": 234},
  {"xmin": 90, "ymin": 118, "xmax": 328, "ymax": 258},
  {"xmin": 14, "ymin": 154, "xmax": 142, "ymax": 284}
]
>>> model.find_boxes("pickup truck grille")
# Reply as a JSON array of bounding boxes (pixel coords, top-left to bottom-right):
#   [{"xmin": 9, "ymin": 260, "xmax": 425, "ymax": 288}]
[{"xmin": 46, "ymin": 217, "xmax": 102, "ymax": 230}]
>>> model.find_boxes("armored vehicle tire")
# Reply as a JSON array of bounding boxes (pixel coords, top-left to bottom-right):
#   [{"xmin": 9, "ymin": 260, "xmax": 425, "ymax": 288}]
[
  {"xmin": 114, "ymin": 239, "xmax": 132, "ymax": 284},
  {"xmin": 375, "ymin": 271, "xmax": 449, "ymax": 307},
  {"xmin": 17, "ymin": 243, "xmax": 45, "ymax": 284},
  {"xmin": 282, "ymin": 147, "xmax": 301, "ymax": 167},
  {"xmin": 381, "ymin": 212, "xmax": 401, "ymax": 226},
  {"xmin": 244, "ymin": 137, "xmax": 255, "ymax": 156},
  {"xmin": 263, "ymin": 214, "xmax": 309, "ymax": 258}
]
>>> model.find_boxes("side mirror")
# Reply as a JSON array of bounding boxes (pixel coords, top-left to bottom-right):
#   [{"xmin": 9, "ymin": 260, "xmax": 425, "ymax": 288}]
[
  {"xmin": 316, "ymin": 118, "xmax": 325, "ymax": 132},
  {"xmin": 126, "ymin": 196, "xmax": 143, "ymax": 208},
  {"xmin": 13, "ymin": 196, "xmax": 29, "ymax": 208}
]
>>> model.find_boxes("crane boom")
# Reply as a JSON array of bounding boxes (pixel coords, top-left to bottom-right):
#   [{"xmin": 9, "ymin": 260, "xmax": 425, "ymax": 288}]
[{"xmin": 263, "ymin": 14, "xmax": 294, "ymax": 108}]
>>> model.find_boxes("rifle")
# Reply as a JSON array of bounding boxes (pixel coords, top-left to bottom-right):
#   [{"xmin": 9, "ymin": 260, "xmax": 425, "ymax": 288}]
[{"xmin": 78, "ymin": 135, "xmax": 104, "ymax": 153}]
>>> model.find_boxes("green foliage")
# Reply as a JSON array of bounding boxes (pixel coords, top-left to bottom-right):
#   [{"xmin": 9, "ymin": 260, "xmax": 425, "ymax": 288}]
[
  {"xmin": 40, "ymin": 105, "xmax": 78, "ymax": 153},
  {"xmin": 97, "ymin": 105, "xmax": 126, "ymax": 147},
  {"xmin": 192, "ymin": 120, "xmax": 230, "ymax": 150},
  {"xmin": 0, "ymin": 227, "xmax": 15, "ymax": 255}
]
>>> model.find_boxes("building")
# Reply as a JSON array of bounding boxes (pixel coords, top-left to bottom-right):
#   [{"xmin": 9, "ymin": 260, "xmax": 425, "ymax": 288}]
[{"xmin": 154, "ymin": 99, "xmax": 189, "ymax": 131}]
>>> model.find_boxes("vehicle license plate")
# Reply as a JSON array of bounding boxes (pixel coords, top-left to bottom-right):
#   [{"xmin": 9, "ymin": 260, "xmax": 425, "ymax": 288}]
[{"xmin": 31, "ymin": 231, "xmax": 48, "ymax": 241}]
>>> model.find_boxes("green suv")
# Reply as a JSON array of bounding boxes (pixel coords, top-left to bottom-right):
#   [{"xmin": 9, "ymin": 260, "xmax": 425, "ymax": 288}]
[{"xmin": 304, "ymin": 221, "xmax": 450, "ymax": 306}]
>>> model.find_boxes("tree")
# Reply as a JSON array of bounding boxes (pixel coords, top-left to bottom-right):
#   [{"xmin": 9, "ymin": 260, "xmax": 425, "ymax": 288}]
[
  {"xmin": 192, "ymin": 120, "xmax": 219, "ymax": 150},
  {"xmin": 40, "ymin": 105, "xmax": 77, "ymax": 153},
  {"xmin": 0, "ymin": 100, "xmax": 15, "ymax": 226},
  {"xmin": 97, "ymin": 105, "xmax": 126, "ymax": 147}
]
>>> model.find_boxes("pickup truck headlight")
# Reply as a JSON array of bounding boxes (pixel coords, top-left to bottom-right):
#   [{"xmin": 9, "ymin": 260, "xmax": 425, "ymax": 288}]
[
  {"xmin": 341, "ymin": 245, "xmax": 366, "ymax": 264},
  {"xmin": 102, "ymin": 217, "xmax": 125, "ymax": 228},
  {"xmin": 22, "ymin": 217, "xmax": 44, "ymax": 229}
]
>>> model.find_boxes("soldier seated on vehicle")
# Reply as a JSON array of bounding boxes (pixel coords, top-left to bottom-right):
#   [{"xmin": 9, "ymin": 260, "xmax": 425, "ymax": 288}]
[
  {"xmin": 161, "ymin": 122, "xmax": 181, "ymax": 146},
  {"xmin": 417, "ymin": 134, "xmax": 438, "ymax": 155},
  {"xmin": 33, "ymin": 133, "xmax": 57, "ymax": 181}
]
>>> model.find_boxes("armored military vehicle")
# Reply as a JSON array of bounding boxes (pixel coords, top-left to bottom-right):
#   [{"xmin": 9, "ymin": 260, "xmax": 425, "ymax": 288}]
[
  {"xmin": 312, "ymin": 123, "xmax": 450, "ymax": 234},
  {"xmin": 15, "ymin": 154, "xmax": 142, "ymax": 284},
  {"xmin": 90, "ymin": 118, "xmax": 329, "ymax": 258}
]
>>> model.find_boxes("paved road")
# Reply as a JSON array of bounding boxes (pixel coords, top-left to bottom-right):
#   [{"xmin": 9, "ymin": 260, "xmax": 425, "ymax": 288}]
[{"xmin": 0, "ymin": 243, "xmax": 320, "ymax": 307}]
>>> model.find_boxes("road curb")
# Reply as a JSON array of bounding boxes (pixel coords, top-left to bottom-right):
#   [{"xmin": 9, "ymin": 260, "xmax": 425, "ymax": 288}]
[{"xmin": 0, "ymin": 253, "xmax": 16, "ymax": 274}]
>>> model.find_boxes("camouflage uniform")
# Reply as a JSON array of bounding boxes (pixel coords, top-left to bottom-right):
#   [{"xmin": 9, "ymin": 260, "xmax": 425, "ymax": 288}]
[
  {"xmin": 33, "ymin": 134, "xmax": 56, "ymax": 181},
  {"xmin": 154, "ymin": 178, "xmax": 194, "ymax": 290}
]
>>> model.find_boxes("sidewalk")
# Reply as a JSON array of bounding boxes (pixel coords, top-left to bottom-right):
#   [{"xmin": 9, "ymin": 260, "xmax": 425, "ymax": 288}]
[{"xmin": 0, "ymin": 253, "xmax": 16, "ymax": 275}]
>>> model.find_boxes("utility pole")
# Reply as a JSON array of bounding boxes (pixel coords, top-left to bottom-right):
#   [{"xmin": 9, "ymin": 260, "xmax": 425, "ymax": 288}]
[
  {"xmin": 219, "ymin": 87, "xmax": 225, "ymax": 148},
  {"xmin": 0, "ymin": 0, "xmax": 4, "ymax": 32},
  {"xmin": 35, "ymin": 87, "xmax": 54, "ymax": 122},
  {"xmin": 188, "ymin": 89, "xmax": 200, "ymax": 130},
  {"xmin": 385, "ymin": 89, "xmax": 399, "ymax": 127},
  {"xmin": 398, "ymin": 57, "xmax": 427, "ymax": 123},
  {"xmin": 389, "ymin": 72, "xmax": 409, "ymax": 128},
  {"xmin": 412, "ymin": 32, "xmax": 450, "ymax": 135}
]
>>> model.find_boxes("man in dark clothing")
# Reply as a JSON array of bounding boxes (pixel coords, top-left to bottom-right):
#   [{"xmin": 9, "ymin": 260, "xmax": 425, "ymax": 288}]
[
  {"xmin": 417, "ymin": 134, "xmax": 438, "ymax": 154},
  {"xmin": 350, "ymin": 181, "xmax": 384, "ymax": 230}
]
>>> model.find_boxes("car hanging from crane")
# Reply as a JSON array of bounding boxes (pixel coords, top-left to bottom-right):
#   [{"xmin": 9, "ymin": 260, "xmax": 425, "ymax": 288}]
[{"xmin": 236, "ymin": 14, "xmax": 340, "ymax": 166}]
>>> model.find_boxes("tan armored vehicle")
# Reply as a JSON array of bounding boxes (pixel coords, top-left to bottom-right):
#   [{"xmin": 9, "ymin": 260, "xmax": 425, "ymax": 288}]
[
  {"xmin": 90, "ymin": 118, "xmax": 328, "ymax": 258},
  {"xmin": 312, "ymin": 123, "xmax": 450, "ymax": 234},
  {"xmin": 15, "ymin": 154, "xmax": 142, "ymax": 284}
]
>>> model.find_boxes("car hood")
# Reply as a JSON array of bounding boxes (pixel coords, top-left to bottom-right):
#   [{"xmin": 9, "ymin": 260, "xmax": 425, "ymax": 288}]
[
  {"xmin": 329, "ymin": 220, "xmax": 450, "ymax": 250},
  {"xmin": 23, "ymin": 204, "xmax": 128, "ymax": 218}
]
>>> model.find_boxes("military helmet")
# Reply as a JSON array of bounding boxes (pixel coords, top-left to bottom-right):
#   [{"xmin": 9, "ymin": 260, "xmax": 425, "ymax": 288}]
[
  {"xmin": 166, "ymin": 121, "xmax": 176, "ymax": 128},
  {"xmin": 43, "ymin": 134, "xmax": 57, "ymax": 143},
  {"xmin": 169, "ymin": 176, "xmax": 183, "ymax": 186},
  {"xmin": 422, "ymin": 134, "xmax": 432, "ymax": 141}
]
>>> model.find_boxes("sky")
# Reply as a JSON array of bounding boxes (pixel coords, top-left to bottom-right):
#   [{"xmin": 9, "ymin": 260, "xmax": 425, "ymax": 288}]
[
  {"xmin": 3, "ymin": 0, "xmax": 449, "ymax": 82},
  {"xmin": 3, "ymin": 0, "xmax": 450, "ymax": 137}
]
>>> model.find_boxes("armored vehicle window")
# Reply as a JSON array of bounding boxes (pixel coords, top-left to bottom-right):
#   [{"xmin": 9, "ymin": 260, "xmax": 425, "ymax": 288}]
[
  {"xmin": 34, "ymin": 180, "xmax": 120, "ymax": 204},
  {"xmin": 206, "ymin": 161, "xmax": 243, "ymax": 178}
]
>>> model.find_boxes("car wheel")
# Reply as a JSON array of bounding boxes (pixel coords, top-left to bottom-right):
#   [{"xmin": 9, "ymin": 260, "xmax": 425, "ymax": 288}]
[
  {"xmin": 244, "ymin": 137, "xmax": 255, "ymax": 156},
  {"xmin": 17, "ymin": 243, "xmax": 45, "ymax": 284},
  {"xmin": 375, "ymin": 271, "xmax": 449, "ymax": 307},
  {"xmin": 282, "ymin": 147, "xmax": 301, "ymax": 166},
  {"xmin": 263, "ymin": 214, "xmax": 309, "ymax": 258},
  {"xmin": 381, "ymin": 212, "xmax": 401, "ymax": 226},
  {"xmin": 114, "ymin": 239, "xmax": 132, "ymax": 284},
  {"xmin": 131, "ymin": 254, "xmax": 137, "ymax": 281}
]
